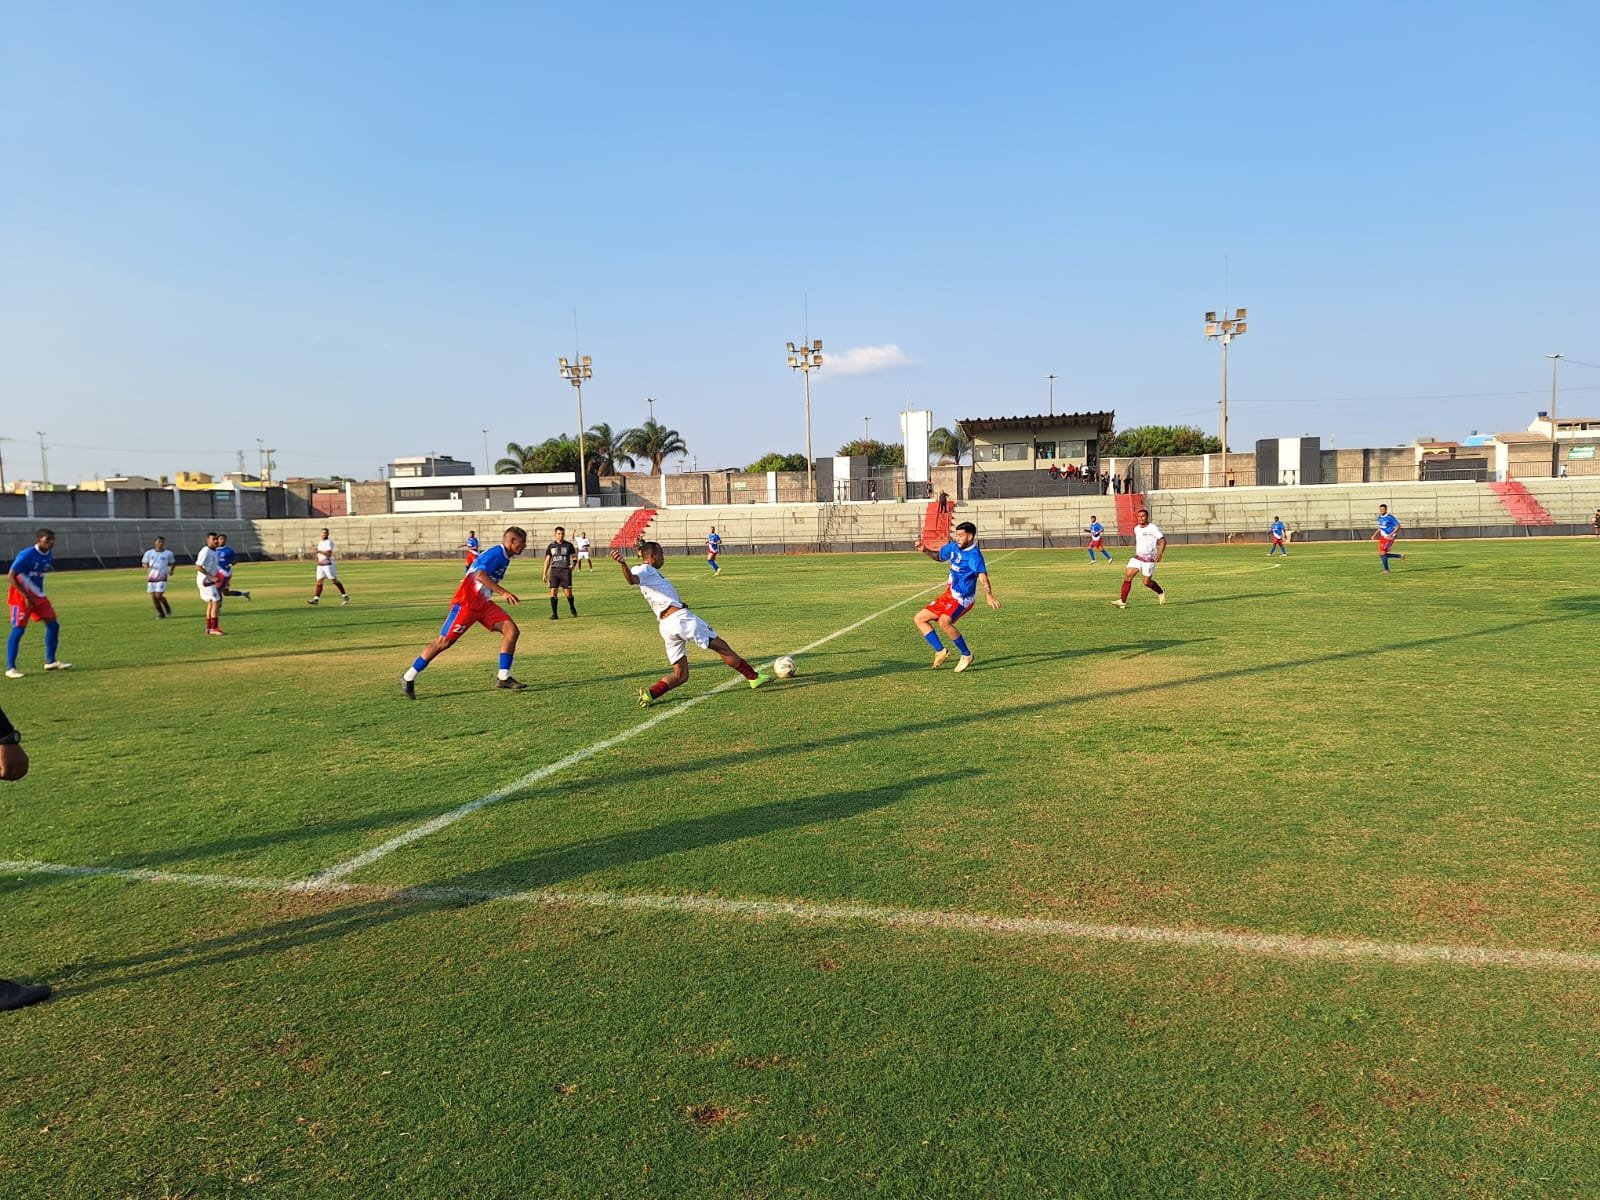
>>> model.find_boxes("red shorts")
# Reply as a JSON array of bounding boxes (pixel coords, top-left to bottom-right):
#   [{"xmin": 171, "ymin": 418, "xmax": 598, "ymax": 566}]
[
  {"xmin": 439, "ymin": 599, "xmax": 509, "ymax": 640},
  {"xmin": 1378, "ymin": 535, "xmax": 1396, "ymax": 553},
  {"xmin": 925, "ymin": 590, "xmax": 974, "ymax": 622},
  {"xmin": 8, "ymin": 589, "xmax": 55, "ymax": 626}
]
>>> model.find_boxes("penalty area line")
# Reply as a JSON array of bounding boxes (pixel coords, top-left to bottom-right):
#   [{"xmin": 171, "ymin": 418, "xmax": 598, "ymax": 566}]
[
  {"xmin": 308, "ymin": 580, "xmax": 944, "ymax": 885},
  {"xmin": 6, "ymin": 858, "xmax": 1600, "ymax": 974}
]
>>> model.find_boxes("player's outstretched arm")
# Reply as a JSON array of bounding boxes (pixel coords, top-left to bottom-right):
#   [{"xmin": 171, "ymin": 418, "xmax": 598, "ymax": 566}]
[{"xmin": 609, "ymin": 548, "xmax": 640, "ymax": 585}]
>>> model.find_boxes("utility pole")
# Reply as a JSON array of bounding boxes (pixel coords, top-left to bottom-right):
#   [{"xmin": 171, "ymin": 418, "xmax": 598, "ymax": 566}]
[
  {"xmin": 36, "ymin": 432, "xmax": 48, "ymax": 486},
  {"xmin": 1047, "ymin": 373, "xmax": 1057, "ymax": 416}
]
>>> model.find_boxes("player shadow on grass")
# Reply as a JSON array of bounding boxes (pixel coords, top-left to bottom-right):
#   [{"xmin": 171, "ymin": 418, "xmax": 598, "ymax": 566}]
[
  {"xmin": 1547, "ymin": 593, "xmax": 1600, "ymax": 612},
  {"xmin": 1154, "ymin": 591, "xmax": 1287, "ymax": 608},
  {"xmin": 36, "ymin": 773, "xmax": 960, "ymax": 999}
]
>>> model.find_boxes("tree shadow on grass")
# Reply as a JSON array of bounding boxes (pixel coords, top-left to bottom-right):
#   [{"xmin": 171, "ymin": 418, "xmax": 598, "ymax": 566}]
[{"xmin": 32, "ymin": 771, "xmax": 956, "ymax": 999}]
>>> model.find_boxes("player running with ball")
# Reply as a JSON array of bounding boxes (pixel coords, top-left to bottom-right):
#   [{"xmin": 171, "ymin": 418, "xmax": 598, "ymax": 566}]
[
  {"xmin": 913, "ymin": 520, "xmax": 1000, "ymax": 673},
  {"xmin": 611, "ymin": 543, "xmax": 764, "ymax": 706}
]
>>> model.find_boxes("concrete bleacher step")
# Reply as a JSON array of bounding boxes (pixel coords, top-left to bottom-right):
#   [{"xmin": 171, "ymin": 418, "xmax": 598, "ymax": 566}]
[{"xmin": 1490, "ymin": 481, "xmax": 1555, "ymax": 525}]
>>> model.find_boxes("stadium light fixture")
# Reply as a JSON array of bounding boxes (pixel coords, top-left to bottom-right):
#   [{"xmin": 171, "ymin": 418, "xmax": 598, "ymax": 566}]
[
  {"xmin": 558, "ymin": 354, "xmax": 595, "ymax": 505},
  {"xmin": 785, "ymin": 337, "xmax": 824, "ymax": 500},
  {"xmin": 1205, "ymin": 307, "xmax": 1248, "ymax": 488},
  {"xmin": 1546, "ymin": 353, "xmax": 1562, "ymax": 422}
]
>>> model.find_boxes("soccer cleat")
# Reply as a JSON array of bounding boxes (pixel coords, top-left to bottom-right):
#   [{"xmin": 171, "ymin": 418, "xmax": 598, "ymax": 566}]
[
  {"xmin": 550, "ymin": 614, "xmax": 559, "ymax": 621},
  {"xmin": 638, "ymin": 687, "xmax": 654, "ymax": 708},
  {"xmin": 749, "ymin": 671, "xmax": 768, "ymax": 689},
  {"xmin": 954, "ymin": 655, "xmax": 973, "ymax": 673},
  {"xmin": 341, "ymin": 596, "xmax": 350, "ymax": 606},
  {"xmin": 241, "ymin": 591, "xmax": 251, "ymax": 601},
  {"xmin": 400, "ymin": 675, "xmax": 416, "ymax": 700},
  {"xmin": 44, "ymin": 661, "xmax": 72, "ymax": 671},
  {"xmin": 1111, "ymin": 599, "xmax": 1127, "ymax": 609},
  {"xmin": 1157, "ymin": 592, "xmax": 1167, "ymax": 605},
  {"xmin": 931, "ymin": 648, "xmax": 950, "ymax": 669},
  {"xmin": 0, "ymin": 979, "xmax": 50, "ymax": 1011},
  {"xmin": 496, "ymin": 676, "xmax": 528, "ymax": 691},
  {"xmin": 307, "ymin": 597, "xmax": 319, "ymax": 605},
  {"xmin": 207, "ymin": 629, "xmax": 226, "ymax": 636},
  {"xmin": 4, "ymin": 669, "xmax": 22, "ymax": 679}
]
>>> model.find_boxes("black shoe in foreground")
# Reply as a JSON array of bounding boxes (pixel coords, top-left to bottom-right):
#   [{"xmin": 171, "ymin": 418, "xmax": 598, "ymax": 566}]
[
  {"xmin": 496, "ymin": 676, "xmax": 528, "ymax": 690},
  {"xmin": 0, "ymin": 979, "xmax": 50, "ymax": 1011},
  {"xmin": 400, "ymin": 675, "xmax": 416, "ymax": 700}
]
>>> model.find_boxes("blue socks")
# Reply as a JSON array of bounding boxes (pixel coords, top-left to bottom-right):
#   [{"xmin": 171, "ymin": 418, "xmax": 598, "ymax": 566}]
[
  {"xmin": 412, "ymin": 656, "xmax": 428, "ymax": 674},
  {"xmin": 44, "ymin": 621, "xmax": 59, "ymax": 662},
  {"xmin": 952, "ymin": 635, "xmax": 970, "ymax": 656},
  {"xmin": 498, "ymin": 652, "xmax": 513, "ymax": 671},
  {"xmin": 923, "ymin": 630, "xmax": 943, "ymax": 650},
  {"xmin": 6, "ymin": 625, "xmax": 22, "ymax": 670}
]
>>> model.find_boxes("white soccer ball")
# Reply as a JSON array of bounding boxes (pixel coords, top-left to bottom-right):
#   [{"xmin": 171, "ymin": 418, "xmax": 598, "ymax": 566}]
[{"xmin": 773, "ymin": 656, "xmax": 797, "ymax": 679}]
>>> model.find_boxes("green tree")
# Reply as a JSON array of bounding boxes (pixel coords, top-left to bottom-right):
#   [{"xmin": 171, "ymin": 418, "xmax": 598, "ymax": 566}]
[
  {"xmin": 496, "ymin": 436, "xmax": 581, "ymax": 474},
  {"xmin": 1102, "ymin": 424, "xmax": 1221, "ymax": 457},
  {"xmin": 928, "ymin": 426, "xmax": 971, "ymax": 465},
  {"xmin": 745, "ymin": 452, "xmax": 808, "ymax": 472},
  {"xmin": 835, "ymin": 439, "xmax": 905, "ymax": 468},
  {"xmin": 584, "ymin": 423, "xmax": 634, "ymax": 476},
  {"xmin": 618, "ymin": 419, "xmax": 689, "ymax": 475}
]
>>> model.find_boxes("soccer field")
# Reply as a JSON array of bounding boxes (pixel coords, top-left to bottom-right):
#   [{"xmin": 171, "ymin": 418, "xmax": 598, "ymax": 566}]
[{"xmin": 3, "ymin": 539, "xmax": 1598, "ymax": 1198}]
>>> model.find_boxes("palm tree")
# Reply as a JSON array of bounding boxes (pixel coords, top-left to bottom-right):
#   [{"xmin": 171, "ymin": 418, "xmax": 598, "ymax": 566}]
[
  {"xmin": 928, "ymin": 426, "xmax": 971, "ymax": 465},
  {"xmin": 495, "ymin": 441, "xmax": 541, "ymax": 474},
  {"xmin": 496, "ymin": 437, "xmax": 580, "ymax": 474},
  {"xmin": 617, "ymin": 419, "xmax": 688, "ymax": 475},
  {"xmin": 584, "ymin": 423, "xmax": 634, "ymax": 476}
]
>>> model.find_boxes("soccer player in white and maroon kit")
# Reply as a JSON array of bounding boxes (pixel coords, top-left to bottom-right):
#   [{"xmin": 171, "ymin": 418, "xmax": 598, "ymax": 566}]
[
  {"xmin": 142, "ymin": 536, "xmax": 177, "ymax": 618},
  {"xmin": 306, "ymin": 528, "xmax": 349, "ymax": 605},
  {"xmin": 610, "ymin": 542, "xmax": 763, "ymax": 706},
  {"xmin": 1112, "ymin": 508, "xmax": 1167, "ymax": 608},
  {"xmin": 195, "ymin": 531, "xmax": 226, "ymax": 635}
]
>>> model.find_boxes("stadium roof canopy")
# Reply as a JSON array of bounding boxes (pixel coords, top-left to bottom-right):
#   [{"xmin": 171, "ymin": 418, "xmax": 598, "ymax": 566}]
[{"xmin": 958, "ymin": 411, "xmax": 1116, "ymax": 436}]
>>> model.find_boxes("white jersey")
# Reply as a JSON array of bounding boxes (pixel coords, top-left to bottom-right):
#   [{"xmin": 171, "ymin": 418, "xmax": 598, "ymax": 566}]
[
  {"xmin": 1132, "ymin": 522, "xmax": 1164, "ymax": 561},
  {"xmin": 631, "ymin": 564, "xmax": 685, "ymax": 618},
  {"xmin": 143, "ymin": 548, "xmax": 176, "ymax": 581},
  {"xmin": 575, "ymin": 535, "xmax": 591, "ymax": 554},
  {"xmin": 195, "ymin": 545, "xmax": 220, "ymax": 577},
  {"xmin": 316, "ymin": 538, "xmax": 335, "ymax": 565}
]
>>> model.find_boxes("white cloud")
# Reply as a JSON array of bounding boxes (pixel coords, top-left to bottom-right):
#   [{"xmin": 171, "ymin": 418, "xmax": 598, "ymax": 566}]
[{"xmin": 826, "ymin": 344, "xmax": 916, "ymax": 377}]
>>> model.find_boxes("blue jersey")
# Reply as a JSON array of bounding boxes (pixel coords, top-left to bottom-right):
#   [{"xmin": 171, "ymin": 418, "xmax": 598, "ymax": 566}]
[
  {"xmin": 1376, "ymin": 512, "xmax": 1400, "ymax": 537},
  {"xmin": 8, "ymin": 546, "xmax": 52, "ymax": 597},
  {"xmin": 939, "ymin": 541, "xmax": 987, "ymax": 603},
  {"xmin": 707, "ymin": 532, "xmax": 721, "ymax": 553},
  {"xmin": 466, "ymin": 536, "xmax": 479, "ymax": 551},
  {"xmin": 1087, "ymin": 522, "xmax": 1104, "ymax": 538},
  {"xmin": 455, "ymin": 542, "xmax": 512, "ymax": 604},
  {"xmin": 1270, "ymin": 521, "xmax": 1285, "ymax": 538},
  {"xmin": 215, "ymin": 546, "xmax": 237, "ymax": 571}
]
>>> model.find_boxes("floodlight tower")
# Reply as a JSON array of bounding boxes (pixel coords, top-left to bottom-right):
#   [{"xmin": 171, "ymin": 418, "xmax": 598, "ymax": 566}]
[
  {"xmin": 1205, "ymin": 308, "xmax": 1248, "ymax": 486},
  {"xmin": 1546, "ymin": 353, "xmax": 1563, "ymax": 422},
  {"xmin": 557, "ymin": 355, "xmax": 593, "ymax": 505},
  {"xmin": 786, "ymin": 338, "xmax": 824, "ymax": 500}
]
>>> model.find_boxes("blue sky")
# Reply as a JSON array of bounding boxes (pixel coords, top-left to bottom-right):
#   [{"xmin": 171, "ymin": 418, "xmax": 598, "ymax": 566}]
[{"xmin": 3, "ymin": 1, "xmax": 1597, "ymax": 484}]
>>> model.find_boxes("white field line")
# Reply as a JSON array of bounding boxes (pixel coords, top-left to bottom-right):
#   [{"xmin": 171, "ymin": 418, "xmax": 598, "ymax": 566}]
[
  {"xmin": 6, "ymin": 858, "xmax": 1600, "ymax": 974},
  {"xmin": 308, "ymin": 579, "xmax": 946, "ymax": 883}
]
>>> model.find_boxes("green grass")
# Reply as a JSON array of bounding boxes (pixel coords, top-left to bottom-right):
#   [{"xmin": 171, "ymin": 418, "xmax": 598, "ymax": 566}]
[{"xmin": 3, "ymin": 540, "xmax": 1599, "ymax": 1197}]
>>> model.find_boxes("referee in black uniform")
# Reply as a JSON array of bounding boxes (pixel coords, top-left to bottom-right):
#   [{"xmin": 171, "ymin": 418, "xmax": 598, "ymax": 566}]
[{"xmin": 543, "ymin": 526, "xmax": 579, "ymax": 620}]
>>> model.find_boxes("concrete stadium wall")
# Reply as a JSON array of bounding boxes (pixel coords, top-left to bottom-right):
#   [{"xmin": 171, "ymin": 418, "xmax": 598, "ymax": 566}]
[{"xmin": 8, "ymin": 478, "xmax": 1600, "ymax": 570}]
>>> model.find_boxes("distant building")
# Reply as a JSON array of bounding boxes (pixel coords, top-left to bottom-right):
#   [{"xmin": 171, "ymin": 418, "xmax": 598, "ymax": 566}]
[
  {"xmin": 1527, "ymin": 415, "xmax": 1600, "ymax": 440},
  {"xmin": 79, "ymin": 474, "xmax": 168, "ymax": 491},
  {"xmin": 958, "ymin": 412, "xmax": 1115, "ymax": 473},
  {"xmin": 389, "ymin": 454, "xmax": 475, "ymax": 479}
]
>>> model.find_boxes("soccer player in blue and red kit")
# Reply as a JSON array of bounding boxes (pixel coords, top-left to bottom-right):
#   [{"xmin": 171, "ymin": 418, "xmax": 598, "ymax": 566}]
[
  {"xmin": 400, "ymin": 527, "xmax": 528, "ymax": 699},
  {"xmin": 1371, "ymin": 504, "xmax": 1404, "ymax": 573},
  {"xmin": 913, "ymin": 520, "xmax": 1000, "ymax": 673},
  {"xmin": 1084, "ymin": 517, "xmax": 1112, "ymax": 562},
  {"xmin": 7, "ymin": 530, "xmax": 71, "ymax": 679},
  {"xmin": 1269, "ymin": 517, "xmax": 1288, "ymax": 556}
]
